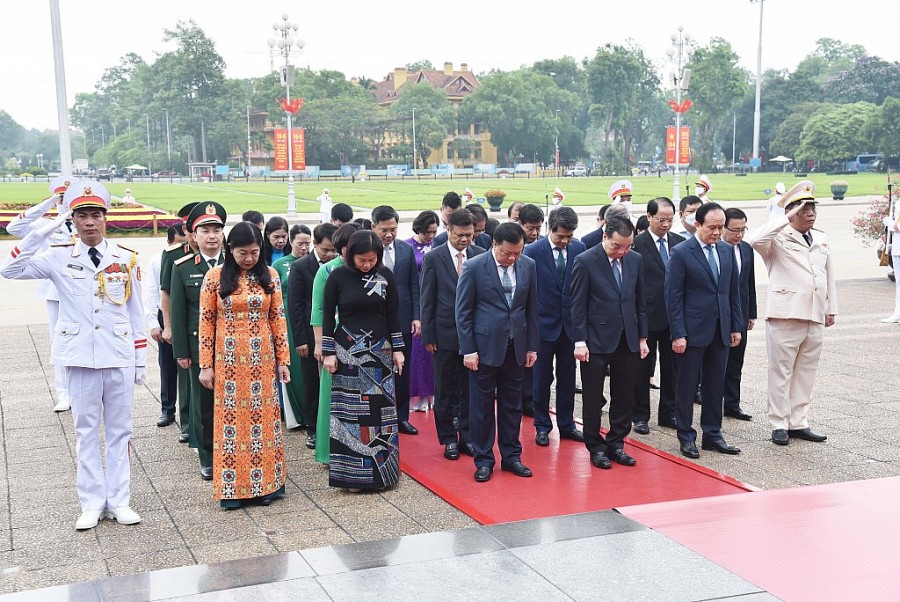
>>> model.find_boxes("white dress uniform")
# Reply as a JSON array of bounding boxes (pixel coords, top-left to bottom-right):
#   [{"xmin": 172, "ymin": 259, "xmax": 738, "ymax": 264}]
[
  {"xmin": 1, "ymin": 181, "xmax": 147, "ymax": 526},
  {"xmin": 881, "ymin": 202, "xmax": 900, "ymax": 322},
  {"xmin": 6, "ymin": 176, "xmax": 78, "ymax": 408},
  {"xmin": 608, "ymin": 180, "xmax": 634, "ymax": 217},
  {"xmin": 746, "ymin": 181, "xmax": 838, "ymax": 432}
]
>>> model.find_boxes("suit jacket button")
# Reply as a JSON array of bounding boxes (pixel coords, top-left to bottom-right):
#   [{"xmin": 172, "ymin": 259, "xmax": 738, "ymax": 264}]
[{"xmin": 94, "ymin": 325, "xmax": 100, "ymax": 330}]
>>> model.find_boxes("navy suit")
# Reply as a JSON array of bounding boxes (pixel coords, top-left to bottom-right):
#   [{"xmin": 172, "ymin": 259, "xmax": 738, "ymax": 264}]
[
  {"xmin": 665, "ymin": 236, "xmax": 743, "ymax": 444},
  {"xmin": 724, "ymin": 240, "xmax": 757, "ymax": 412},
  {"xmin": 433, "ymin": 230, "xmax": 492, "ymax": 251},
  {"xmin": 287, "ymin": 251, "xmax": 326, "ymax": 428},
  {"xmin": 632, "ymin": 230, "xmax": 685, "ymax": 426},
  {"xmin": 571, "ymin": 246, "xmax": 647, "ymax": 454},
  {"xmin": 456, "ymin": 250, "xmax": 539, "ymax": 469},
  {"xmin": 420, "ymin": 242, "xmax": 485, "ymax": 445},
  {"xmin": 388, "ymin": 239, "xmax": 420, "ymax": 422},
  {"xmin": 523, "ymin": 236, "xmax": 586, "ymax": 434},
  {"xmin": 581, "ymin": 228, "xmax": 603, "ymax": 250}
]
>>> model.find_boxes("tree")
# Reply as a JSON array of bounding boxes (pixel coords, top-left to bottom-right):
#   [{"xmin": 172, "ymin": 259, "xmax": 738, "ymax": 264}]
[
  {"xmin": 796, "ymin": 102, "xmax": 878, "ymax": 162},
  {"xmin": 824, "ymin": 56, "xmax": 900, "ymax": 105},
  {"xmin": 389, "ymin": 84, "xmax": 455, "ymax": 168},
  {"xmin": 0, "ymin": 111, "xmax": 25, "ymax": 154},
  {"xmin": 866, "ymin": 97, "xmax": 900, "ymax": 159},
  {"xmin": 297, "ymin": 94, "xmax": 386, "ymax": 167},
  {"xmin": 406, "ymin": 60, "xmax": 434, "ymax": 72},
  {"xmin": 795, "ymin": 38, "xmax": 867, "ymax": 86},
  {"xmin": 769, "ymin": 102, "xmax": 825, "ymax": 159}
]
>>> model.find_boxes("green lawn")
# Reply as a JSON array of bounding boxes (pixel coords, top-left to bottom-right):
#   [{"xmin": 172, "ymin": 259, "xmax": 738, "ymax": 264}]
[{"xmin": 1, "ymin": 172, "xmax": 889, "ymax": 214}]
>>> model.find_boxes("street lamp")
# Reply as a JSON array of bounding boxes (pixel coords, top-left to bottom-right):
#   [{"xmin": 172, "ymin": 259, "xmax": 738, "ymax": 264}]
[
  {"xmin": 411, "ymin": 107, "xmax": 417, "ymax": 173},
  {"xmin": 666, "ymin": 26, "xmax": 693, "ymax": 201},
  {"xmin": 268, "ymin": 13, "xmax": 305, "ymax": 216},
  {"xmin": 143, "ymin": 113, "xmax": 152, "ymax": 177},
  {"xmin": 555, "ymin": 109, "xmax": 561, "ymax": 175},
  {"xmin": 165, "ymin": 109, "xmax": 172, "ymax": 172},
  {"xmin": 750, "ymin": 0, "xmax": 765, "ymax": 171}
]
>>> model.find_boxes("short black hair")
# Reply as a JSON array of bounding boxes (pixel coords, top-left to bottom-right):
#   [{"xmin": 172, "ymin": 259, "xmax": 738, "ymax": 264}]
[
  {"xmin": 412, "ymin": 210, "xmax": 439, "ymax": 234},
  {"xmin": 353, "ymin": 217, "xmax": 372, "ymax": 230},
  {"xmin": 598, "ymin": 205, "xmax": 610, "ymax": 220},
  {"xmin": 167, "ymin": 222, "xmax": 184, "ymax": 243},
  {"xmin": 493, "ymin": 222, "xmax": 526, "ymax": 245},
  {"xmin": 507, "ymin": 201, "xmax": 525, "ymax": 218},
  {"xmin": 449, "ymin": 210, "xmax": 475, "ymax": 229},
  {"xmin": 636, "ymin": 215, "xmax": 649, "ymax": 233},
  {"xmin": 465, "ymin": 204, "xmax": 488, "ymax": 222},
  {"xmin": 484, "ymin": 217, "xmax": 500, "ymax": 236},
  {"xmin": 604, "ymin": 215, "xmax": 635, "ymax": 238},
  {"xmin": 647, "ymin": 197, "xmax": 675, "ymax": 216},
  {"xmin": 345, "ymin": 230, "xmax": 384, "ymax": 272},
  {"xmin": 331, "ymin": 203, "xmax": 353, "ymax": 223},
  {"xmin": 548, "ymin": 206, "xmax": 578, "ymax": 232},
  {"xmin": 442, "ymin": 191, "xmax": 462, "ymax": 209},
  {"xmin": 289, "ymin": 224, "xmax": 311, "ymax": 241},
  {"xmin": 241, "ymin": 210, "xmax": 264, "ymax": 226},
  {"xmin": 695, "ymin": 202, "xmax": 724, "ymax": 225},
  {"xmin": 518, "ymin": 204, "xmax": 544, "ymax": 225},
  {"xmin": 679, "ymin": 195, "xmax": 703, "ymax": 213},
  {"xmin": 313, "ymin": 222, "xmax": 338, "ymax": 245},
  {"xmin": 724, "ymin": 207, "xmax": 748, "ymax": 227},
  {"xmin": 371, "ymin": 205, "xmax": 399, "ymax": 225},
  {"xmin": 332, "ymin": 222, "xmax": 362, "ymax": 255}
]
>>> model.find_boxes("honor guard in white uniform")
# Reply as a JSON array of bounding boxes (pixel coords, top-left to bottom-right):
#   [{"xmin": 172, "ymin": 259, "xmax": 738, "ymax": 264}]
[
  {"xmin": 6, "ymin": 175, "xmax": 78, "ymax": 411},
  {"xmin": 695, "ymin": 174, "xmax": 713, "ymax": 203},
  {"xmin": 609, "ymin": 180, "xmax": 634, "ymax": 217},
  {"xmin": 1, "ymin": 181, "xmax": 147, "ymax": 530}
]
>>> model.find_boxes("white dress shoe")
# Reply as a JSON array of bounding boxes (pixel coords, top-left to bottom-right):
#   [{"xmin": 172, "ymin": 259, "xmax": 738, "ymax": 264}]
[
  {"xmin": 105, "ymin": 506, "xmax": 141, "ymax": 525},
  {"xmin": 75, "ymin": 509, "xmax": 103, "ymax": 530},
  {"xmin": 53, "ymin": 393, "xmax": 71, "ymax": 412}
]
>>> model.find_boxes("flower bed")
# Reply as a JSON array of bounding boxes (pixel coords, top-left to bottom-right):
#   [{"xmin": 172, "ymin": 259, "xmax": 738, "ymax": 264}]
[{"xmin": 0, "ymin": 202, "xmax": 179, "ymax": 235}]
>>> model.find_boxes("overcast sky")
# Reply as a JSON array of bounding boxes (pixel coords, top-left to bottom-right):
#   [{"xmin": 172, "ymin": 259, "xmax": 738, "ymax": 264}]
[{"xmin": 3, "ymin": 1, "xmax": 897, "ymax": 131}]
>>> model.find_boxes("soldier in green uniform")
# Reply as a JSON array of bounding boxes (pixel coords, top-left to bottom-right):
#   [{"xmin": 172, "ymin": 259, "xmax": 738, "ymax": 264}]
[
  {"xmin": 170, "ymin": 202, "xmax": 226, "ymax": 481},
  {"xmin": 160, "ymin": 203, "xmax": 197, "ymax": 443}
]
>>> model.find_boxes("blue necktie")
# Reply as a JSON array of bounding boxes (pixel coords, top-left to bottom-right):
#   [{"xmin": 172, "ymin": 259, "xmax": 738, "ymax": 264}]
[
  {"xmin": 657, "ymin": 237, "xmax": 669, "ymax": 266},
  {"xmin": 706, "ymin": 245, "xmax": 719, "ymax": 285},
  {"xmin": 611, "ymin": 259, "xmax": 622, "ymax": 292},
  {"xmin": 502, "ymin": 266, "xmax": 514, "ymax": 306},
  {"xmin": 555, "ymin": 248, "xmax": 566, "ymax": 284}
]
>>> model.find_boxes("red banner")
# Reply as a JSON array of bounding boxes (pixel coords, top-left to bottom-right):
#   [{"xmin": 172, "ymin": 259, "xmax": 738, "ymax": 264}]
[
  {"xmin": 273, "ymin": 128, "xmax": 306, "ymax": 171},
  {"xmin": 665, "ymin": 126, "xmax": 691, "ymax": 165}
]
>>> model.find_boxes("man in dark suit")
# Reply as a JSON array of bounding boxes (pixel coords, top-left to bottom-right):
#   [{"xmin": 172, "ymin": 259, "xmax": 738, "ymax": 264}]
[
  {"xmin": 456, "ymin": 222, "xmax": 539, "ymax": 482},
  {"xmin": 372, "ymin": 205, "xmax": 421, "ymax": 435},
  {"xmin": 721, "ymin": 208, "xmax": 757, "ymax": 421},
  {"xmin": 571, "ymin": 216, "xmax": 648, "ymax": 469},
  {"xmin": 523, "ymin": 206, "xmax": 585, "ymax": 445},
  {"xmin": 421, "ymin": 211, "xmax": 485, "ymax": 460},
  {"xmin": 287, "ymin": 222, "xmax": 337, "ymax": 449},
  {"xmin": 665, "ymin": 202, "xmax": 744, "ymax": 459},
  {"xmin": 515, "ymin": 204, "xmax": 544, "ymax": 418},
  {"xmin": 632, "ymin": 197, "xmax": 685, "ymax": 434},
  {"xmin": 432, "ymin": 204, "xmax": 492, "ymax": 250}
]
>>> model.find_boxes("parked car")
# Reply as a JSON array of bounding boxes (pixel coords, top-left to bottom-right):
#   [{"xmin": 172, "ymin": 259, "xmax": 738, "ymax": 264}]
[
  {"xmin": 565, "ymin": 164, "xmax": 588, "ymax": 177},
  {"xmin": 97, "ymin": 169, "xmax": 111, "ymax": 181}
]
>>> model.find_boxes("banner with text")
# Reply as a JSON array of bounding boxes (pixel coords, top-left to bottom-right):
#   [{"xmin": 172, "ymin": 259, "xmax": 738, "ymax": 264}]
[
  {"xmin": 665, "ymin": 126, "xmax": 691, "ymax": 165},
  {"xmin": 274, "ymin": 128, "xmax": 306, "ymax": 171}
]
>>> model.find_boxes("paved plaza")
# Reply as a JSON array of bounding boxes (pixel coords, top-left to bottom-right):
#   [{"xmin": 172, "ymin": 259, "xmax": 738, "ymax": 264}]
[{"xmin": 0, "ymin": 196, "xmax": 898, "ymax": 598}]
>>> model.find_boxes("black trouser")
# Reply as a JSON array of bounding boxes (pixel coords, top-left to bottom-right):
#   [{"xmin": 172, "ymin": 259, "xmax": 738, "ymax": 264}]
[
  {"xmin": 469, "ymin": 343, "xmax": 523, "ymax": 469},
  {"xmin": 633, "ymin": 327, "xmax": 676, "ymax": 425},
  {"xmin": 674, "ymin": 334, "xmax": 729, "ymax": 445},
  {"xmin": 723, "ymin": 330, "xmax": 748, "ymax": 412},
  {"xmin": 521, "ymin": 366, "xmax": 534, "ymax": 414},
  {"xmin": 395, "ymin": 333, "xmax": 412, "ymax": 422},
  {"xmin": 533, "ymin": 333, "xmax": 577, "ymax": 433},
  {"xmin": 300, "ymin": 330, "xmax": 320, "ymax": 431},
  {"xmin": 433, "ymin": 348, "xmax": 470, "ymax": 445},
  {"xmin": 581, "ymin": 334, "xmax": 639, "ymax": 455},
  {"xmin": 157, "ymin": 310, "xmax": 178, "ymax": 416}
]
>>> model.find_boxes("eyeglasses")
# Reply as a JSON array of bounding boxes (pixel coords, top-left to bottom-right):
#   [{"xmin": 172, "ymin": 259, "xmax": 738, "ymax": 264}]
[
  {"xmin": 725, "ymin": 226, "xmax": 749, "ymax": 234},
  {"xmin": 651, "ymin": 217, "xmax": 674, "ymax": 224}
]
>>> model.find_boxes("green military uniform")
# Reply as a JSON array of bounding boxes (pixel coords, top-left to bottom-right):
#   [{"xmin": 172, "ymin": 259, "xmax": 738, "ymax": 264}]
[
  {"xmin": 272, "ymin": 253, "xmax": 305, "ymax": 427},
  {"xmin": 160, "ymin": 239, "xmax": 193, "ymax": 435}
]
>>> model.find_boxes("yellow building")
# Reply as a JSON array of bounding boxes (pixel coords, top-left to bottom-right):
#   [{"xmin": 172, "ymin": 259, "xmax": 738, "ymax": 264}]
[{"xmin": 372, "ymin": 62, "xmax": 498, "ymax": 168}]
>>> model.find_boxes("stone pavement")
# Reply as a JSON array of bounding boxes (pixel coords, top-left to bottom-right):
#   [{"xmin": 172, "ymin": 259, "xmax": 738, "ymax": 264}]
[{"xmin": 0, "ymin": 197, "xmax": 898, "ymax": 596}]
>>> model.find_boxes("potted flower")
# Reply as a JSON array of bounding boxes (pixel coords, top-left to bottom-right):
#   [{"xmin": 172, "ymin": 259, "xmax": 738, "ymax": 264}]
[
  {"xmin": 484, "ymin": 188, "xmax": 506, "ymax": 212},
  {"xmin": 830, "ymin": 179, "xmax": 849, "ymax": 200}
]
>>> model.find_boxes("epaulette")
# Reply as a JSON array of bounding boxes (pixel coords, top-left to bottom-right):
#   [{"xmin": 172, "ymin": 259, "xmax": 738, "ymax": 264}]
[
  {"xmin": 50, "ymin": 242, "xmax": 76, "ymax": 248},
  {"xmin": 174, "ymin": 253, "xmax": 195, "ymax": 266},
  {"xmin": 165, "ymin": 242, "xmax": 181, "ymax": 252},
  {"xmin": 117, "ymin": 244, "xmax": 139, "ymax": 254}
]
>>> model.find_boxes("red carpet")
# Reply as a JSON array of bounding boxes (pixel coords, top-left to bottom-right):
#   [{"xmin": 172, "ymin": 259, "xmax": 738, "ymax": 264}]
[
  {"xmin": 619, "ymin": 477, "xmax": 900, "ymax": 601},
  {"xmin": 399, "ymin": 411, "xmax": 752, "ymax": 525}
]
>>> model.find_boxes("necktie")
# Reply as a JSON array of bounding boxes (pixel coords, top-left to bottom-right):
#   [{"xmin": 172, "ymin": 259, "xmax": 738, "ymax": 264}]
[
  {"xmin": 611, "ymin": 258, "xmax": 622, "ymax": 292},
  {"xmin": 802, "ymin": 232, "xmax": 812, "ymax": 246},
  {"xmin": 456, "ymin": 251, "xmax": 464, "ymax": 277},
  {"xmin": 556, "ymin": 247, "xmax": 566, "ymax": 284},
  {"xmin": 208, "ymin": 258, "xmax": 217, "ymax": 269},
  {"xmin": 88, "ymin": 247, "xmax": 100, "ymax": 268},
  {"xmin": 65, "ymin": 220, "xmax": 73, "ymax": 233},
  {"xmin": 384, "ymin": 245, "xmax": 394, "ymax": 270},
  {"xmin": 501, "ymin": 266, "xmax": 514, "ymax": 306},
  {"xmin": 706, "ymin": 245, "xmax": 719, "ymax": 285},
  {"xmin": 657, "ymin": 237, "xmax": 669, "ymax": 266}
]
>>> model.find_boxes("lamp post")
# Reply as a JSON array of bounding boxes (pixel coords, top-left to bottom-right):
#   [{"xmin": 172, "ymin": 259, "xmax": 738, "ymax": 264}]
[
  {"xmin": 411, "ymin": 107, "xmax": 417, "ymax": 174},
  {"xmin": 165, "ymin": 109, "xmax": 172, "ymax": 172},
  {"xmin": 49, "ymin": 0, "xmax": 72, "ymax": 176},
  {"xmin": 750, "ymin": 0, "xmax": 765, "ymax": 171},
  {"xmin": 666, "ymin": 26, "xmax": 692, "ymax": 201},
  {"xmin": 555, "ymin": 109, "xmax": 561, "ymax": 175},
  {"xmin": 143, "ymin": 113, "xmax": 152, "ymax": 176},
  {"xmin": 268, "ymin": 13, "xmax": 305, "ymax": 216}
]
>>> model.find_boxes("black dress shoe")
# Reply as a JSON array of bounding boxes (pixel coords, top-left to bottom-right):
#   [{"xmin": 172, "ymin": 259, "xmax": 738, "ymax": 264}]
[
  {"xmin": 501, "ymin": 461, "xmax": 533, "ymax": 477},
  {"xmin": 609, "ymin": 449, "xmax": 637, "ymax": 466},
  {"xmin": 701, "ymin": 439, "xmax": 741, "ymax": 454},
  {"xmin": 459, "ymin": 442, "xmax": 475, "ymax": 457},
  {"xmin": 444, "ymin": 442, "xmax": 459, "ymax": 460},
  {"xmin": 633, "ymin": 421, "xmax": 650, "ymax": 435},
  {"xmin": 658, "ymin": 417, "xmax": 678, "ymax": 429},
  {"xmin": 178, "ymin": 432, "xmax": 190, "ymax": 443},
  {"xmin": 724, "ymin": 408, "xmax": 753, "ymax": 421},
  {"xmin": 157, "ymin": 414, "xmax": 175, "ymax": 427},
  {"xmin": 559, "ymin": 429, "xmax": 585, "ymax": 442},
  {"xmin": 535, "ymin": 432, "xmax": 550, "ymax": 447},
  {"xmin": 398, "ymin": 421, "xmax": 419, "ymax": 435},
  {"xmin": 681, "ymin": 442, "xmax": 700, "ymax": 459},
  {"xmin": 590, "ymin": 452, "xmax": 612, "ymax": 469},
  {"xmin": 306, "ymin": 434, "xmax": 316, "ymax": 449},
  {"xmin": 772, "ymin": 429, "xmax": 789, "ymax": 445},
  {"xmin": 788, "ymin": 428, "xmax": 827, "ymax": 442},
  {"xmin": 474, "ymin": 466, "xmax": 492, "ymax": 482},
  {"xmin": 199, "ymin": 466, "xmax": 213, "ymax": 480}
]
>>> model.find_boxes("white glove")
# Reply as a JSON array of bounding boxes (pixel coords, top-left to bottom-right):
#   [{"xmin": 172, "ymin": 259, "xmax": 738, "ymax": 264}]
[
  {"xmin": 134, "ymin": 367, "xmax": 146, "ymax": 386},
  {"xmin": 36, "ymin": 207, "xmax": 72, "ymax": 237}
]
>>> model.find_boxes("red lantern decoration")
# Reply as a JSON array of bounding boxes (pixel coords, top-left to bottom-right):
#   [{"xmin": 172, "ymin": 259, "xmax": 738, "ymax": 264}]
[
  {"xmin": 667, "ymin": 99, "xmax": 693, "ymax": 114},
  {"xmin": 278, "ymin": 98, "xmax": 303, "ymax": 115}
]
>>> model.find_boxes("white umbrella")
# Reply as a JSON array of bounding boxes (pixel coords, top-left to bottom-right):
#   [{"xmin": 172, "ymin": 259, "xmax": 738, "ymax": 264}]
[{"xmin": 769, "ymin": 156, "xmax": 793, "ymax": 172}]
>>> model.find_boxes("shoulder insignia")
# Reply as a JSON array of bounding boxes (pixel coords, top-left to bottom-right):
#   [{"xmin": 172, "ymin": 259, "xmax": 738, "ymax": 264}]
[
  {"xmin": 165, "ymin": 242, "xmax": 181, "ymax": 252},
  {"xmin": 174, "ymin": 254, "xmax": 195, "ymax": 266},
  {"xmin": 50, "ymin": 242, "xmax": 76, "ymax": 248}
]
